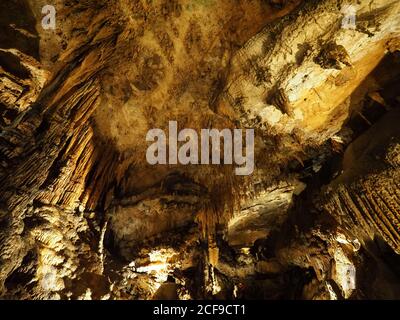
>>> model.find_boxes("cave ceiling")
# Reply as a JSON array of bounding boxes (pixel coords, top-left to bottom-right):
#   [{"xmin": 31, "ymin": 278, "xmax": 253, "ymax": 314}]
[{"xmin": 0, "ymin": 0, "xmax": 400, "ymax": 300}]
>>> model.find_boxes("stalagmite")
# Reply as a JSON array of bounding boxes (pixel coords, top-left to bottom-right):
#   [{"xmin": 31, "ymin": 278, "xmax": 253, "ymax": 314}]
[{"xmin": 0, "ymin": 0, "xmax": 399, "ymax": 300}]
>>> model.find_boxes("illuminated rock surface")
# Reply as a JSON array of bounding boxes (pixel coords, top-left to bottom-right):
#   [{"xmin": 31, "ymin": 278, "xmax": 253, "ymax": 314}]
[{"xmin": 0, "ymin": 0, "xmax": 399, "ymax": 299}]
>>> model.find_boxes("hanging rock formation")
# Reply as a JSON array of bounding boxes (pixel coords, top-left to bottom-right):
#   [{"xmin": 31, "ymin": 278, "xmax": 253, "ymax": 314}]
[{"xmin": 0, "ymin": 0, "xmax": 399, "ymax": 299}]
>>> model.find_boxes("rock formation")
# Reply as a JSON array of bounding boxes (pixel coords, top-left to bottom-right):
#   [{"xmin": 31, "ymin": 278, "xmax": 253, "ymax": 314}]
[{"xmin": 0, "ymin": 0, "xmax": 399, "ymax": 299}]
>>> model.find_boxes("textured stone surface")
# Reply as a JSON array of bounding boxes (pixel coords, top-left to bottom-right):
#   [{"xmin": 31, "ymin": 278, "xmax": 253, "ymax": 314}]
[{"xmin": 0, "ymin": 0, "xmax": 399, "ymax": 300}]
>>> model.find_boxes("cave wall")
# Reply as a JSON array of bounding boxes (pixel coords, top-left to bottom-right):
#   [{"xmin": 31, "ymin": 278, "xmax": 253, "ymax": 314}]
[{"xmin": 0, "ymin": 0, "xmax": 399, "ymax": 299}]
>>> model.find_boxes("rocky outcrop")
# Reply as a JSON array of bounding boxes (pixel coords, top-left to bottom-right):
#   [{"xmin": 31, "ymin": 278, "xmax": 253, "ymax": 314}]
[{"xmin": 323, "ymin": 109, "xmax": 400, "ymax": 253}]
